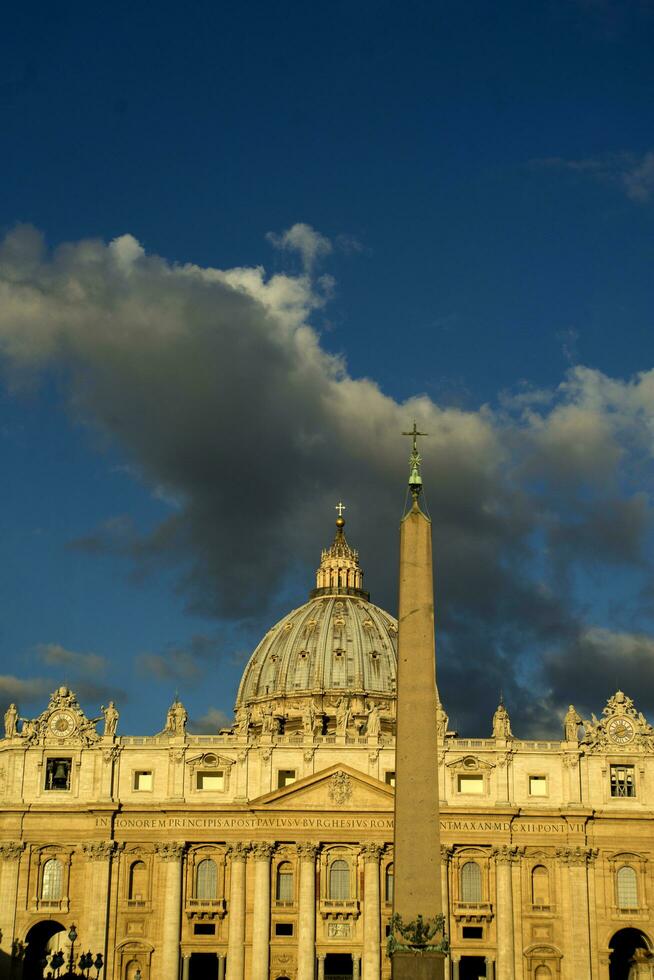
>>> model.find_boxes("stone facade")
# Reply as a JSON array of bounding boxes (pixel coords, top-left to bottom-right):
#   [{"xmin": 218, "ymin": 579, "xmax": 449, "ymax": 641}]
[{"xmin": 1, "ymin": 522, "xmax": 653, "ymax": 980}]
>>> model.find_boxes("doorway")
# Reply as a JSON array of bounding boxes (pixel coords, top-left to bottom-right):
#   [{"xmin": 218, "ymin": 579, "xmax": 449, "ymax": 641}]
[
  {"xmin": 23, "ymin": 921, "xmax": 67, "ymax": 980},
  {"xmin": 325, "ymin": 952, "xmax": 353, "ymax": 980},
  {"xmin": 459, "ymin": 955, "xmax": 487, "ymax": 980},
  {"xmin": 189, "ymin": 952, "xmax": 218, "ymax": 980},
  {"xmin": 609, "ymin": 929, "xmax": 652, "ymax": 980}
]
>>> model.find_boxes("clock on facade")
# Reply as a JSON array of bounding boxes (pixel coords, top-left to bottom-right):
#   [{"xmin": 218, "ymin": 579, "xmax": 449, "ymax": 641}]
[
  {"xmin": 608, "ymin": 716, "xmax": 635, "ymax": 744},
  {"xmin": 48, "ymin": 710, "xmax": 77, "ymax": 738}
]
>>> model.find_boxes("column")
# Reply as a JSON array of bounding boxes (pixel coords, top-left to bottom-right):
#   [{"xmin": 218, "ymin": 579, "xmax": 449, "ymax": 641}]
[
  {"xmin": 318, "ymin": 953, "xmax": 326, "ymax": 980},
  {"xmin": 81, "ymin": 841, "xmax": 117, "ymax": 957},
  {"xmin": 485, "ymin": 957, "xmax": 495, "ymax": 980},
  {"xmin": 361, "ymin": 843, "xmax": 383, "ymax": 980},
  {"xmin": 451, "ymin": 957, "xmax": 459, "ymax": 980},
  {"xmin": 352, "ymin": 954, "xmax": 361, "ymax": 980},
  {"xmin": 562, "ymin": 847, "xmax": 594, "ymax": 980},
  {"xmin": 296, "ymin": 842, "xmax": 320, "ymax": 980},
  {"xmin": 440, "ymin": 846, "xmax": 453, "ymax": 980},
  {"xmin": 251, "ymin": 843, "xmax": 275, "ymax": 980},
  {"xmin": 226, "ymin": 843, "xmax": 250, "ymax": 980},
  {"xmin": 181, "ymin": 954, "xmax": 191, "ymax": 980},
  {"xmin": 218, "ymin": 954, "xmax": 226, "ymax": 980},
  {"xmin": 493, "ymin": 846, "xmax": 515, "ymax": 980},
  {"xmin": 155, "ymin": 841, "xmax": 185, "ymax": 980},
  {"xmin": 0, "ymin": 842, "xmax": 24, "ymax": 973}
]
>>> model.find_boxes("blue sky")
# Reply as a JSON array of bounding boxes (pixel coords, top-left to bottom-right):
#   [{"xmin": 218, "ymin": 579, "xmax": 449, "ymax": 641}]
[{"xmin": 1, "ymin": 0, "xmax": 654, "ymax": 736}]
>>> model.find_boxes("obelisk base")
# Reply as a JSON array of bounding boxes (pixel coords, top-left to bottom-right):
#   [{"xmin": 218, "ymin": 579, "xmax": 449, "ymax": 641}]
[{"xmin": 391, "ymin": 951, "xmax": 446, "ymax": 980}]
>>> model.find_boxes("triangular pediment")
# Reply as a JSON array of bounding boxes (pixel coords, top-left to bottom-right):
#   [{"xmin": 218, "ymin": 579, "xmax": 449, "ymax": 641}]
[{"xmin": 251, "ymin": 763, "xmax": 394, "ymax": 811}]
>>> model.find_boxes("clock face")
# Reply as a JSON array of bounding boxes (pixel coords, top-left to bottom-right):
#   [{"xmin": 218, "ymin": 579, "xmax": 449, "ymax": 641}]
[
  {"xmin": 48, "ymin": 710, "xmax": 76, "ymax": 738},
  {"xmin": 608, "ymin": 716, "xmax": 635, "ymax": 744}
]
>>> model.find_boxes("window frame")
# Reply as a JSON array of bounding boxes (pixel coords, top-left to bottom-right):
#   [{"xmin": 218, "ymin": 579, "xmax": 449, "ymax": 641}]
[
  {"xmin": 610, "ymin": 764, "xmax": 637, "ymax": 799},
  {"xmin": 133, "ymin": 770, "xmax": 153, "ymax": 792}
]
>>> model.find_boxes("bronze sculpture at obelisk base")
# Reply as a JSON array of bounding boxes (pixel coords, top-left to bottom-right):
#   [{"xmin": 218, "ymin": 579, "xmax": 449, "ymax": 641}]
[{"xmin": 390, "ymin": 425, "xmax": 448, "ymax": 979}]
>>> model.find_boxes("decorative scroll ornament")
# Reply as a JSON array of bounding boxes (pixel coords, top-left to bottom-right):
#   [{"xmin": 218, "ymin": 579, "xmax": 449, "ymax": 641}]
[
  {"xmin": 328, "ymin": 771, "xmax": 352, "ymax": 805},
  {"xmin": 154, "ymin": 841, "xmax": 186, "ymax": 861},
  {"xmin": 0, "ymin": 842, "xmax": 25, "ymax": 861},
  {"xmin": 387, "ymin": 913, "xmax": 449, "ymax": 956},
  {"xmin": 226, "ymin": 842, "xmax": 251, "ymax": 862},
  {"xmin": 82, "ymin": 841, "xmax": 119, "ymax": 861},
  {"xmin": 16, "ymin": 687, "xmax": 101, "ymax": 747},
  {"xmin": 296, "ymin": 842, "xmax": 320, "ymax": 861},
  {"xmin": 360, "ymin": 842, "xmax": 384, "ymax": 863},
  {"xmin": 251, "ymin": 842, "xmax": 276, "ymax": 861},
  {"xmin": 582, "ymin": 690, "xmax": 654, "ymax": 753}
]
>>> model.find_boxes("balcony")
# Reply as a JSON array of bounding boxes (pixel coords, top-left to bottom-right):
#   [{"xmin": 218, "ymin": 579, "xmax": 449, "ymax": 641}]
[
  {"xmin": 319, "ymin": 899, "xmax": 360, "ymax": 920},
  {"xmin": 453, "ymin": 901, "xmax": 493, "ymax": 922},
  {"xmin": 186, "ymin": 898, "xmax": 227, "ymax": 919}
]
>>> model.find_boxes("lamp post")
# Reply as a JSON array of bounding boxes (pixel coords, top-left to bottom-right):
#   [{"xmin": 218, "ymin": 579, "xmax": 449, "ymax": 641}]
[{"xmin": 67, "ymin": 926, "xmax": 78, "ymax": 978}]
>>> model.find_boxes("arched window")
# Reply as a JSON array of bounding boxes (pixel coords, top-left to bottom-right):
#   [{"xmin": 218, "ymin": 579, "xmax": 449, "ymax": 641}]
[
  {"xmin": 535, "ymin": 968, "xmax": 551, "ymax": 980},
  {"xmin": 531, "ymin": 865, "xmax": 550, "ymax": 907},
  {"xmin": 385, "ymin": 863, "xmax": 394, "ymax": 904},
  {"xmin": 41, "ymin": 858, "xmax": 62, "ymax": 900},
  {"xmin": 329, "ymin": 859, "xmax": 350, "ymax": 900},
  {"xmin": 128, "ymin": 861, "xmax": 147, "ymax": 901},
  {"xmin": 617, "ymin": 866, "xmax": 638, "ymax": 909},
  {"xmin": 460, "ymin": 861, "xmax": 482, "ymax": 902},
  {"xmin": 196, "ymin": 859, "xmax": 217, "ymax": 900},
  {"xmin": 276, "ymin": 862, "xmax": 294, "ymax": 902}
]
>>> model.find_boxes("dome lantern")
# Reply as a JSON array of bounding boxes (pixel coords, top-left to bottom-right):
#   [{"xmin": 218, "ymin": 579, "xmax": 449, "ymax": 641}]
[{"xmin": 310, "ymin": 502, "xmax": 369, "ymax": 600}]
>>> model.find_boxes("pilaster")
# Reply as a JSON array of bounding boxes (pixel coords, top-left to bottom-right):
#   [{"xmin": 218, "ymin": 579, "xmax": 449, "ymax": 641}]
[
  {"xmin": 361, "ymin": 843, "xmax": 383, "ymax": 980},
  {"xmin": 155, "ymin": 841, "xmax": 186, "ymax": 980},
  {"xmin": 0, "ymin": 842, "xmax": 24, "ymax": 973},
  {"xmin": 251, "ymin": 842, "xmax": 276, "ymax": 980},
  {"xmin": 296, "ymin": 842, "xmax": 320, "ymax": 980},
  {"xmin": 226, "ymin": 842, "xmax": 251, "ymax": 980}
]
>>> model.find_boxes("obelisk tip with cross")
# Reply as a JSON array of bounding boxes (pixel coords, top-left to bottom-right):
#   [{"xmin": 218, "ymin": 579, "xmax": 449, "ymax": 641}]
[
  {"xmin": 402, "ymin": 421, "xmax": 428, "ymax": 501},
  {"xmin": 392, "ymin": 426, "xmax": 445, "ymax": 980}
]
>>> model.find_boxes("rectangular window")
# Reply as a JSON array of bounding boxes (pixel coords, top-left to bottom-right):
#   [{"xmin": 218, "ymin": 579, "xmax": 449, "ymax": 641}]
[
  {"xmin": 610, "ymin": 765, "xmax": 636, "ymax": 798},
  {"xmin": 384, "ymin": 771, "xmax": 396, "ymax": 787},
  {"xmin": 193, "ymin": 923, "xmax": 216, "ymax": 936},
  {"xmin": 196, "ymin": 771, "xmax": 225, "ymax": 791},
  {"xmin": 133, "ymin": 771, "xmax": 153, "ymax": 791},
  {"xmin": 275, "ymin": 922, "xmax": 294, "ymax": 937},
  {"xmin": 462, "ymin": 926, "xmax": 483, "ymax": 939},
  {"xmin": 45, "ymin": 759, "xmax": 72, "ymax": 791},
  {"xmin": 457, "ymin": 774, "xmax": 484, "ymax": 795},
  {"xmin": 277, "ymin": 770, "xmax": 296, "ymax": 788},
  {"xmin": 529, "ymin": 776, "xmax": 548, "ymax": 797}
]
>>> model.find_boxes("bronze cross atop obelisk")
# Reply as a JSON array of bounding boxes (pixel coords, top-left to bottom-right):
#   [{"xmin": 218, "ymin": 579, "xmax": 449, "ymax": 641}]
[{"xmin": 402, "ymin": 421, "xmax": 428, "ymax": 500}]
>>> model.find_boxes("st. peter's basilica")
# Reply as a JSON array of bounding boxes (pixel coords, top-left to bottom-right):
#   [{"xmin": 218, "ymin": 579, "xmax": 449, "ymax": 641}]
[{"xmin": 1, "ymin": 513, "xmax": 653, "ymax": 980}]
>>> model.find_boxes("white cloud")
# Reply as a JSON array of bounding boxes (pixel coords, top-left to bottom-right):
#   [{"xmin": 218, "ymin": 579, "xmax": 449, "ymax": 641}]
[
  {"xmin": 36, "ymin": 643, "xmax": 107, "ymax": 675},
  {"xmin": 266, "ymin": 222, "xmax": 333, "ymax": 271},
  {"xmin": 190, "ymin": 707, "xmax": 233, "ymax": 733},
  {"xmin": 2, "ymin": 227, "xmax": 654, "ymax": 733}
]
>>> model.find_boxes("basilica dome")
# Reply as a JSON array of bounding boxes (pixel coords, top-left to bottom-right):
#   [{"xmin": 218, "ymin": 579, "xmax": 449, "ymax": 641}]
[{"xmin": 235, "ymin": 513, "xmax": 397, "ymax": 736}]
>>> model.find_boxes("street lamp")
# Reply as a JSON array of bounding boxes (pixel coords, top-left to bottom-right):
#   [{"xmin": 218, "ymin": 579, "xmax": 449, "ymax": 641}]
[
  {"xmin": 67, "ymin": 926, "xmax": 78, "ymax": 977},
  {"xmin": 134, "ymin": 970, "xmax": 142, "ymax": 980}
]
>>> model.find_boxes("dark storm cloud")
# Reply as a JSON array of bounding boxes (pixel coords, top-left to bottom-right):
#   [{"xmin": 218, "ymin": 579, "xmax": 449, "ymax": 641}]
[{"xmin": 2, "ymin": 226, "xmax": 654, "ymax": 736}]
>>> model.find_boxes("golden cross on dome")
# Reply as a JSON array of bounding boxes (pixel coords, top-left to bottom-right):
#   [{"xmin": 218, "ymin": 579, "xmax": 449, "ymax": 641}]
[{"xmin": 335, "ymin": 501, "xmax": 346, "ymax": 518}]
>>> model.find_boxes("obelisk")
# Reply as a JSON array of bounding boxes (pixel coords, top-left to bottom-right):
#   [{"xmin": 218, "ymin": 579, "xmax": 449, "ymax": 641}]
[{"xmin": 391, "ymin": 424, "xmax": 445, "ymax": 980}]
